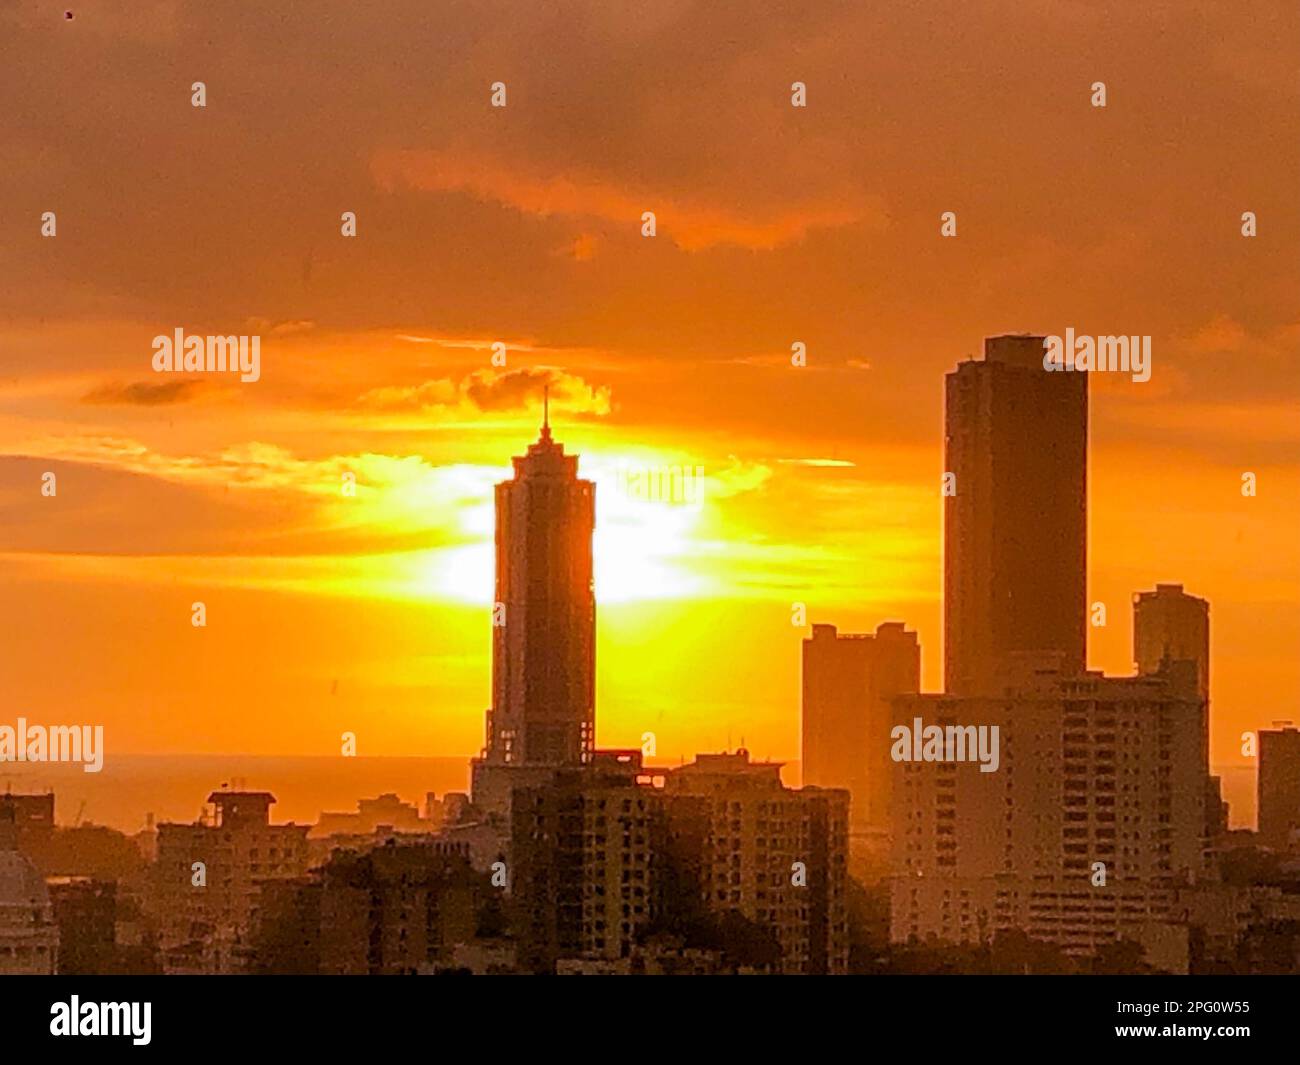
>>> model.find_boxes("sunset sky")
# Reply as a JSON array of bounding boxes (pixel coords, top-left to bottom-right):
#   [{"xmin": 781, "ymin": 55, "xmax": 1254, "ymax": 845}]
[{"xmin": 0, "ymin": 0, "xmax": 1296, "ymax": 784}]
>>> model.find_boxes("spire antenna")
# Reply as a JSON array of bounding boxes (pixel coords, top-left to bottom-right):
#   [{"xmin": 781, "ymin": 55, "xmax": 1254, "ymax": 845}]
[{"xmin": 541, "ymin": 383, "xmax": 552, "ymax": 441}]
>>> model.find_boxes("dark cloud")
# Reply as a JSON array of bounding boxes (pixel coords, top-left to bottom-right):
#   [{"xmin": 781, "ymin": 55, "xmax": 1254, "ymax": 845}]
[
  {"xmin": 463, "ymin": 368, "xmax": 611, "ymax": 415},
  {"xmin": 81, "ymin": 378, "xmax": 206, "ymax": 406},
  {"xmin": 0, "ymin": 0, "xmax": 1295, "ymax": 450},
  {"xmin": 354, "ymin": 367, "xmax": 612, "ymax": 416}
]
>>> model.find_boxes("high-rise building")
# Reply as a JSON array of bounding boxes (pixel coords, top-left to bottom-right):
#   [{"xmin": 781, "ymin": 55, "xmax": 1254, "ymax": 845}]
[
  {"xmin": 664, "ymin": 751, "xmax": 850, "ymax": 974},
  {"xmin": 317, "ymin": 844, "xmax": 480, "ymax": 975},
  {"xmin": 1258, "ymin": 726, "xmax": 1300, "ymax": 849},
  {"xmin": 1134, "ymin": 583, "xmax": 1209, "ymax": 700},
  {"xmin": 484, "ymin": 405, "xmax": 596, "ymax": 768},
  {"xmin": 152, "ymin": 791, "xmax": 310, "ymax": 973},
  {"xmin": 472, "ymin": 406, "xmax": 599, "ymax": 825},
  {"xmin": 510, "ymin": 755, "xmax": 659, "ymax": 973},
  {"xmin": 802, "ymin": 621, "xmax": 920, "ymax": 832},
  {"xmin": 1134, "ymin": 583, "xmax": 1216, "ymax": 836},
  {"xmin": 507, "ymin": 750, "xmax": 850, "ymax": 974},
  {"xmin": 944, "ymin": 335, "xmax": 1088, "ymax": 696},
  {"xmin": 890, "ymin": 655, "xmax": 1206, "ymax": 966},
  {"xmin": 48, "ymin": 877, "xmax": 117, "ymax": 975},
  {"xmin": 0, "ymin": 792, "xmax": 55, "ymax": 865}
]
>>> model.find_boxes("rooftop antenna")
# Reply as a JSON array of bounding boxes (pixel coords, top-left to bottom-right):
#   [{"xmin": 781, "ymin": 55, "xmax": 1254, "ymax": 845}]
[{"xmin": 541, "ymin": 383, "xmax": 552, "ymax": 441}]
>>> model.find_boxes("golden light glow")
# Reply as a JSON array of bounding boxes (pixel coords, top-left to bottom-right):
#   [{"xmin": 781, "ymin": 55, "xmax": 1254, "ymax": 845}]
[{"xmin": 414, "ymin": 455, "xmax": 710, "ymax": 605}]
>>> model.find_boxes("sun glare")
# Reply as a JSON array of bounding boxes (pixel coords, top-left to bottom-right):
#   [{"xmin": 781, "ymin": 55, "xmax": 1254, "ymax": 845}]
[{"xmin": 414, "ymin": 455, "xmax": 707, "ymax": 604}]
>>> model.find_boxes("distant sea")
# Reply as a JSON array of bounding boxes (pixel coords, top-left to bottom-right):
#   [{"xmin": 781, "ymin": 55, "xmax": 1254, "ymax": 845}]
[
  {"xmin": 0, "ymin": 756, "xmax": 1258, "ymax": 834},
  {"xmin": 0, "ymin": 755, "xmax": 475, "ymax": 832}
]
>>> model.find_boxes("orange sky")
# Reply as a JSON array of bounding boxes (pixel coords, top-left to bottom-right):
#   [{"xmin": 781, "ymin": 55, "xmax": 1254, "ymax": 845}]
[{"xmin": 0, "ymin": 1, "xmax": 1297, "ymax": 792}]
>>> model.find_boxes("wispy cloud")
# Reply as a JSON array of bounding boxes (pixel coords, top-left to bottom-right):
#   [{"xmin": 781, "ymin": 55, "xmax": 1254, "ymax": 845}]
[
  {"xmin": 371, "ymin": 148, "xmax": 882, "ymax": 251},
  {"xmin": 357, "ymin": 367, "xmax": 612, "ymax": 417},
  {"xmin": 81, "ymin": 379, "xmax": 206, "ymax": 407}
]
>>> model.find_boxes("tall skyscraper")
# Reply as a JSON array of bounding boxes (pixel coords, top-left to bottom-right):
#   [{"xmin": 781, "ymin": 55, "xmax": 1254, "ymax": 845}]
[
  {"xmin": 802, "ymin": 621, "xmax": 920, "ymax": 832},
  {"xmin": 485, "ymin": 402, "xmax": 596, "ymax": 767},
  {"xmin": 943, "ymin": 335, "xmax": 1088, "ymax": 696},
  {"xmin": 1258, "ymin": 726, "xmax": 1300, "ymax": 849},
  {"xmin": 1134, "ymin": 583, "xmax": 1217, "ymax": 835},
  {"xmin": 1134, "ymin": 583, "xmax": 1209, "ymax": 700}
]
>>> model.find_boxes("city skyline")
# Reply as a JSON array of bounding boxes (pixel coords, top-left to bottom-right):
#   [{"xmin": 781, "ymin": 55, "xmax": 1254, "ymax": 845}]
[
  {"xmin": 6, "ymin": 0, "xmax": 1300, "ymax": 1032},
  {"xmin": 3, "ymin": 336, "xmax": 1294, "ymax": 977},
  {"xmin": 1, "ymin": 379, "xmax": 1293, "ymax": 770},
  {"xmin": 0, "ymin": 351, "xmax": 1292, "ymax": 808},
  {"xmin": 0, "ymin": 344, "xmax": 1281, "ymax": 852},
  {"xmin": 2, "ymin": 2, "xmax": 1297, "ymax": 774}
]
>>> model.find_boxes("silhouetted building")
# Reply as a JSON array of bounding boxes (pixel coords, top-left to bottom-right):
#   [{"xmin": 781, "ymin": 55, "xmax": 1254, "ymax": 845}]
[
  {"xmin": 509, "ymin": 752, "xmax": 656, "ymax": 972},
  {"xmin": 48, "ymin": 877, "xmax": 116, "ymax": 975},
  {"xmin": 1206, "ymin": 775, "xmax": 1230, "ymax": 839},
  {"xmin": 485, "ymin": 406, "xmax": 596, "ymax": 768},
  {"xmin": 1134, "ymin": 583, "xmax": 1216, "ymax": 836},
  {"xmin": 311, "ymin": 793, "xmax": 431, "ymax": 838},
  {"xmin": 944, "ymin": 335, "xmax": 1088, "ymax": 696},
  {"xmin": 506, "ymin": 749, "xmax": 849, "ymax": 975},
  {"xmin": 891, "ymin": 655, "xmax": 1205, "ymax": 962},
  {"xmin": 1134, "ymin": 583, "xmax": 1209, "ymax": 699},
  {"xmin": 152, "ymin": 790, "xmax": 309, "ymax": 973},
  {"xmin": 1258, "ymin": 727, "xmax": 1300, "ymax": 850},
  {"xmin": 664, "ymin": 751, "xmax": 849, "ymax": 974},
  {"xmin": 441, "ymin": 792, "xmax": 471, "ymax": 824},
  {"xmin": 254, "ymin": 876, "xmax": 320, "ymax": 975},
  {"xmin": 255, "ymin": 840, "xmax": 486, "ymax": 974},
  {"xmin": 319, "ymin": 842, "xmax": 480, "ymax": 974},
  {"xmin": 802, "ymin": 621, "xmax": 919, "ymax": 833},
  {"xmin": 0, "ymin": 792, "xmax": 55, "ymax": 863},
  {"xmin": 1136, "ymin": 585, "xmax": 1213, "ymax": 813},
  {"xmin": 472, "ymin": 409, "xmax": 598, "ymax": 824}
]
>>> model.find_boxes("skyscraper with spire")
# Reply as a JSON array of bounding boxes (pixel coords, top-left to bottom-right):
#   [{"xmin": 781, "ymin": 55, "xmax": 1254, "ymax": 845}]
[{"xmin": 483, "ymin": 391, "xmax": 596, "ymax": 767}]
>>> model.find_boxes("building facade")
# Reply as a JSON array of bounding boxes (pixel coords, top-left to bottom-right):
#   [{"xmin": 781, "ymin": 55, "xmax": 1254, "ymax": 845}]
[
  {"xmin": 943, "ymin": 335, "xmax": 1088, "ymax": 696},
  {"xmin": 152, "ymin": 791, "xmax": 310, "ymax": 973},
  {"xmin": 1258, "ymin": 726, "xmax": 1300, "ymax": 849},
  {"xmin": 0, "ymin": 806, "xmax": 58, "ymax": 974},
  {"xmin": 1134, "ymin": 583, "xmax": 1209, "ymax": 699},
  {"xmin": 665, "ymin": 751, "xmax": 850, "ymax": 974},
  {"xmin": 802, "ymin": 621, "xmax": 920, "ymax": 833},
  {"xmin": 1133, "ymin": 583, "xmax": 1219, "ymax": 836},
  {"xmin": 510, "ymin": 761, "xmax": 659, "ymax": 972},
  {"xmin": 890, "ymin": 657, "xmax": 1205, "ymax": 958},
  {"xmin": 484, "ymin": 413, "xmax": 596, "ymax": 769}
]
